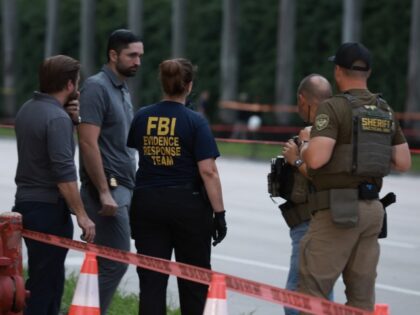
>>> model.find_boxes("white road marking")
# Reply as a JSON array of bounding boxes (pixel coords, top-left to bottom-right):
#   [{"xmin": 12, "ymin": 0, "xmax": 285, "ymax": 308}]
[
  {"xmin": 212, "ymin": 254, "xmax": 420, "ymax": 297},
  {"xmin": 379, "ymin": 240, "xmax": 418, "ymax": 249}
]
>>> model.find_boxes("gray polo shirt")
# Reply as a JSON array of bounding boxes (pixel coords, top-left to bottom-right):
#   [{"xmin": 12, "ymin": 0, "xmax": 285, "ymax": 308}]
[
  {"xmin": 79, "ymin": 65, "xmax": 136, "ymax": 189},
  {"xmin": 14, "ymin": 92, "xmax": 77, "ymax": 203}
]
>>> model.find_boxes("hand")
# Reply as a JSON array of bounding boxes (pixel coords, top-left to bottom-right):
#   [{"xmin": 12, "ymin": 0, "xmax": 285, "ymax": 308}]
[
  {"xmin": 299, "ymin": 126, "xmax": 311, "ymax": 142},
  {"xmin": 283, "ymin": 139, "xmax": 299, "ymax": 165},
  {"xmin": 212, "ymin": 211, "xmax": 227, "ymax": 246},
  {"xmin": 64, "ymin": 98, "xmax": 81, "ymax": 125},
  {"xmin": 77, "ymin": 215, "xmax": 95, "ymax": 243},
  {"xmin": 98, "ymin": 191, "xmax": 118, "ymax": 216}
]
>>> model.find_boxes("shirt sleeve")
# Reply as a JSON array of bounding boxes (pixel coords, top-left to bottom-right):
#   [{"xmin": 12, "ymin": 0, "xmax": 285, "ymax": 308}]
[
  {"xmin": 47, "ymin": 117, "xmax": 77, "ymax": 183},
  {"xmin": 194, "ymin": 116, "xmax": 220, "ymax": 162},
  {"xmin": 79, "ymin": 80, "xmax": 109, "ymax": 126},
  {"xmin": 311, "ymin": 100, "xmax": 340, "ymax": 140},
  {"xmin": 392, "ymin": 118, "xmax": 407, "ymax": 145}
]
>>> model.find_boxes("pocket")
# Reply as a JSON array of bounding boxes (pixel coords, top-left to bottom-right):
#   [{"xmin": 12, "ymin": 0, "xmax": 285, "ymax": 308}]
[
  {"xmin": 111, "ymin": 186, "xmax": 131, "ymax": 208},
  {"xmin": 329, "ymin": 189, "xmax": 359, "ymax": 228}
]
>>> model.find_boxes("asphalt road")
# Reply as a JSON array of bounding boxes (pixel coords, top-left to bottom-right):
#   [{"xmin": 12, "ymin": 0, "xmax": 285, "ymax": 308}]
[{"xmin": 1, "ymin": 137, "xmax": 419, "ymax": 314}]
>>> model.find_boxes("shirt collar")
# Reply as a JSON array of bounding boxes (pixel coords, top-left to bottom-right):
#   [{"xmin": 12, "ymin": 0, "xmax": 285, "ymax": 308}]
[
  {"xmin": 33, "ymin": 91, "xmax": 63, "ymax": 108},
  {"xmin": 102, "ymin": 65, "xmax": 128, "ymax": 90}
]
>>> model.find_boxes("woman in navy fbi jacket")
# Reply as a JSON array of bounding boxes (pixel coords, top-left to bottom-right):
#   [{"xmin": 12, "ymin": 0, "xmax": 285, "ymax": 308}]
[{"xmin": 127, "ymin": 58, "xmax": 227, "ymax": 315}]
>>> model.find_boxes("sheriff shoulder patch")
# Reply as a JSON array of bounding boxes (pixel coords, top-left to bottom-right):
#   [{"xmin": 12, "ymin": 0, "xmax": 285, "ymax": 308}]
[{"xmin": 315, "ymin": 114, "xmax": 329, "ymax": 131}]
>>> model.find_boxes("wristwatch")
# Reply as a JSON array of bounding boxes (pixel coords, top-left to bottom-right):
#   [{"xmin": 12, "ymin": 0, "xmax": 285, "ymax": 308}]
[
  {"xmin": 294, "ymin": 159, "xmax": 304, "ymax": 168},
  {"xmin": 73, "ymin": 116, "xmax": 82, "ymax": 126}
]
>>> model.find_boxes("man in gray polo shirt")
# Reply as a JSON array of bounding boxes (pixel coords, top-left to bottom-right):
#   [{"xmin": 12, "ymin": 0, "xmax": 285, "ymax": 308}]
[
  {"xmin": 78, "ymin": 29, "xmax": 144, "ymax": 314},
  {"xmin": 14, "ymin": 55, "xmax": 95, "ymax": 315}
]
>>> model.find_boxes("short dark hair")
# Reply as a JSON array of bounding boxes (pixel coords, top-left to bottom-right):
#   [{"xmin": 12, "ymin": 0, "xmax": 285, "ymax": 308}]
[
  {"xmin": 159, "ymin": 58, "xmax": 195, "ymax": 96},
  {"xmin": 39, "ymin": 55, "xmax": 80, "ymax": 93},
  {"xmin": 106, "ymin": 29, "xmax": 142, "ymax": 61}
]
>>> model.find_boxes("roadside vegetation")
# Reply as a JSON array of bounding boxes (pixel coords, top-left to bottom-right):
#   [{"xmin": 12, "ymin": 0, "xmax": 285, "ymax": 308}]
[
  {"xmin": 1, "ymin": 127, "xmax": 419, "ymax": 172},
  {"xmin": 60, "ymin": 273, "xmax": 181, "ymax": 315}
]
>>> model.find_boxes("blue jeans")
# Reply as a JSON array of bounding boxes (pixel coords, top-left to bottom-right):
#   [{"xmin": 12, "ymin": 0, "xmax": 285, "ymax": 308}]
[
  {"xmin": 284, "ymin": 221, "xmax": 334, "ymax": 315},
  {"xmin": 14, "ymin": 199, "xmax": 73, "ymax": 315}
]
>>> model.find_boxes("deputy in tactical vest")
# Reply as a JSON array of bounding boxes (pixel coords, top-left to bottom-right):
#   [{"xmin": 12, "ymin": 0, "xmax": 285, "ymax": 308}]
[
  {"xmin": 298, "ymin": 42, "xmax": 411, "ymax": 313},
  {"xmin": 281, "ymin": 74, "xmax": 333, "ymax": 315}
]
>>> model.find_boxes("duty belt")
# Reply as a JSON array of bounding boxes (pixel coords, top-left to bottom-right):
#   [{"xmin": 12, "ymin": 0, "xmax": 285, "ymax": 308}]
[{"xmin": 310, "ymin": 183, "xmax": 379, "ymax": 213}]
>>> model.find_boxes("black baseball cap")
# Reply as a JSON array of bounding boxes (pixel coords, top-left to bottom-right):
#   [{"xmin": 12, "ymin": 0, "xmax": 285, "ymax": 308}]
[{"xmin": 328, "ymin": 42, "xmax": 371, "ymax": 71}]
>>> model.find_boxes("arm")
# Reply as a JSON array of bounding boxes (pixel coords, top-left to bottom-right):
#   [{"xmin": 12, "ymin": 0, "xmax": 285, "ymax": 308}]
[
  {"xmin": 301, "ymin": 136, "xmax": 336, "ymax": 170},
  {"xmin": 391, "ymin": 143, "xmax": 411, "ymax": 172},
  {"xmin": 57, "ymin": 181, "xmax": 95, "ymax": 242},
  {"xmin": 198, "ymin": 158, "xmax": 227, "ymax": 246},
  {"xmin": 77, "ymin": 123, "xmax": 118, "ymax": 216},
  {"xmin": 283, "ymin": 139, "xmax": 309, "ymax": 178},
  {"xmin": 198, "ymin": 158, "xmax": 224, "ymax": 213}
]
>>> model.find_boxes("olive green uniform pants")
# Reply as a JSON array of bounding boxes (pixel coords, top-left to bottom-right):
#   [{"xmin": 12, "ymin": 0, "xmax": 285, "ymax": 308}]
[{"xmin": 298, "ymin": 200, "xmax": 384, "ymax": 313}]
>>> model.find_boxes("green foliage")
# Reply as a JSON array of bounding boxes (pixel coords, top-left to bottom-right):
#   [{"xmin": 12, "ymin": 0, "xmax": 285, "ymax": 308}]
[
  {"xmin": 60, "ymin": 272, "xmax": 181, "ymax": 315},
  {"xmin": 0, "ymin": 1, "xmax": 415, "ymax": 117},
  {"xmin": 239, "ymin": 0, "xmax": 278, "ymax": 105}
]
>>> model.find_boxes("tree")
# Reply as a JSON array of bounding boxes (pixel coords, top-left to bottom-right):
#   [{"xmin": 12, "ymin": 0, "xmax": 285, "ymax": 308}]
[
  {"xmin": 80, "ymin": 0, "xmax": 96, "ymax": 78},
  {"xmin": 342, "ymin": 0, "xmax": 364, "ymax": 42},
  {"xmin": 405, "ymin": 0, "xmax": 420, "ymax": 135},
  {"xmin": 275, "ymin": 0, "xmax": 296, "ymax": 124},
  {"xmin": 220, "ymin": 0, "xmax": 239, "ymax": 123},
  {"xmin": 172, "ymin": 0, "xmax": 186, "ymax": 58},
  {"xmin": 1, "ymin": 0, "xmax": 18, "ymax": 118},
  {"xmin": 128, "ymin": 0, "xmax": 144, "ymax": 108},
  {"xmin": 44, "ymin": 0, "xmax": 59, "ymax": 57}
]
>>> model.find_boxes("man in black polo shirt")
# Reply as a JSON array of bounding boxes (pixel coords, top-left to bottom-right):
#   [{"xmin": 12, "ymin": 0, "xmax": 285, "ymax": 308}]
[{"xmin": 14, "ymin": 55, "xmax": 95, "ymax": 315}]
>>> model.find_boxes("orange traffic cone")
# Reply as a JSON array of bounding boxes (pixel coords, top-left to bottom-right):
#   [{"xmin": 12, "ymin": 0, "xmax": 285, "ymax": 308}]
[
  {"xmin": 203, "ymin": 274, "xmax": 228, "ymax": 315},
  {"xmin": 374, "ymin": 304, "xmax": 390, "ymax": 315},
  {"xmin": 68, "ymin": 252, "xmax": 100, "ymax": 315}
]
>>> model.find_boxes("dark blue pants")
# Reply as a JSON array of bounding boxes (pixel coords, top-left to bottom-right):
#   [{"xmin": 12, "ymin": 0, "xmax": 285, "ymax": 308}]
[{"xmin": 14, "ymin": 199, "xmax": 73, "ymax": 315}]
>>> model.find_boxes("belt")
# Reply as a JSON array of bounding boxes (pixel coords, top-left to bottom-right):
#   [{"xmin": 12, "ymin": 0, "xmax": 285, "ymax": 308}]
[
  {"xmin": 312, "ymin": 184, "xmax": 379, "ymax": 213},
  {"xmin": 165, "ymin": 183, "xmax": 201, "ymax": 190}
]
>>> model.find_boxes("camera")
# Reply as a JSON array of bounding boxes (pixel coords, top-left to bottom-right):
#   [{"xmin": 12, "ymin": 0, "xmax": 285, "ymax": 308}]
[{"xmin": 267, "ymin": 155, "xmax": 293, "ymax": 199}]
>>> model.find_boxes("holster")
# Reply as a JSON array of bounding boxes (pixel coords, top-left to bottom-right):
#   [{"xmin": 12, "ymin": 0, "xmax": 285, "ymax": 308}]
[
  {"xmin": 279, "ymin": 201, "xmax": 311, "ymax": 228},
  {"xmin": 311, "ymin": 183, "xmax": 381, "ymax": 228}
]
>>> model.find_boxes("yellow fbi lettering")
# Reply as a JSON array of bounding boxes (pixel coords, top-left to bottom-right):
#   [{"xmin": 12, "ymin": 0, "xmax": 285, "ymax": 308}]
[
  {"xmin": 361, "ymin": 117, "xmax": 391, "ymax": 133},
  {"xmin": 147, "ymin": 116, "xmax": 176, "ymax": 136},
  {"xmin": 144, "ymin": 116, "xmax": 180, "ymax": 166}
]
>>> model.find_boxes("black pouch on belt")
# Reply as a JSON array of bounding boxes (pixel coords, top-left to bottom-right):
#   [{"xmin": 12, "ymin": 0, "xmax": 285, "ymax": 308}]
[{"xmin": 329, "ymin": 189, "xmax": 359, "ymax": 228}]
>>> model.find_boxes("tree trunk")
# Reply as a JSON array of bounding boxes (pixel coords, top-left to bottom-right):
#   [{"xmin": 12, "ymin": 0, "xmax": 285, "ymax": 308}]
[
  {"xmin": 220, "ymin": 0, "xmax": 239, "ymax": 123},
  {"xmin": 1, "ymin": 0, "xmax": 17, "ymax": 118},
  {"xmin": 128, "ymin": 0, "xmax": 144, "ymax": 108},
  {"xmin": 172, "ymin": 0, "xmax": 186, "ymax": 58},
  {"xmin": 80, "ymin": 0, "xmax": 96, "ymax": 79},
  {"xmin": 405, "ymin": 0, "xmax": 420, "ymax": 137},
  {"xmin": 44, "ymin": 0, "xmax": 59, "ymax": 57},
  {"xmin": 275, "ymin": 0, "xmax": 296, "ymax": 124},
  {"xmin": 342, "ymin": 0, "xmax": 363, "ymax": 42}
]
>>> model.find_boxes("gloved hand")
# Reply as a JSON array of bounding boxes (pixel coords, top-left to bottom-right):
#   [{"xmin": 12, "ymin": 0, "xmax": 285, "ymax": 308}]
[{"xmin": 212, "ymin": 211, "xmax": 227, "ymax": 246}]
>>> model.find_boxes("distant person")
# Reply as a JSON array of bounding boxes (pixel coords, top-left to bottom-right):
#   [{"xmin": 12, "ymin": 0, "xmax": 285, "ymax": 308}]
[
  {"xmin": 128, "ymin": 58, "xmax": 227, "ymax": 315},
  {"xmin": 13, "ymin": 55, "xmax": 95, "ymax": 315},
  {"xmin": 78, "ymin": 29, "xmax": 144, "ymax": 314},
  {"xmin": 282, "ymin": 74, "xmax": 333, "ymax": 315},
  {"xmin": 197, "ymin": 90, "xmax": 210, "ymax": 117},
  {"xmin": 299, "ymin": 42, "xmax": 411, "ymax": 313}
]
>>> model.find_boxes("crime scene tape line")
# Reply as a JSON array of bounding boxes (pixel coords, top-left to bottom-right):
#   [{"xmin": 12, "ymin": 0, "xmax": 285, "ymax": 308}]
[{"xmin": 22, "ymin": 229, "xmax": 372, "ymax": 315}]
